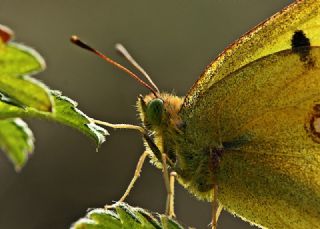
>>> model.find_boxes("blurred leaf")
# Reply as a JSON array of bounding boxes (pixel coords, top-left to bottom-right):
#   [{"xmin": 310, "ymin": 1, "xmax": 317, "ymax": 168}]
[
  {"xmin": 0, "ymin": 24, "xmax": 13, "ymax": 43},
  {"xmin": 0, "ymin": 91, "xmax": 108, "ymax": 146},
  {"xmin": 0, "ymin": 91, "xmax": 25, "ymax": 108},
  {"xmin": 0, "ymin": 118, "xmax": 34, "ymax": 170},
  {"xmin": 71, "ymin": 202, "xmax": 185, "ymax": 229},
  {"xmin": 0, "ymin": 74, "xmax": 52, "ymax": 112},
  {"xmin": 0, "ymin": 42, "xmax": 45, "ymax": 76},
  {"xmin": 0, "ymin": 38, "xmax": 51, "ymax": 112}
]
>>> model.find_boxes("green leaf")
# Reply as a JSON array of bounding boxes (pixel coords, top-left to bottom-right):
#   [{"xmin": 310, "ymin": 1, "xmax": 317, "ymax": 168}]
[
  {"xmin": 0, "ymin": 38, "xmax": 51, "ymax": 111},
  {"xmin": 0, "ymin": 75, "xmax": 52, "ymax": 112},
  {"xmin": 0, "ymin": 91, "xmax": 25, "ymax": 108},
  {"xmin": 46, "ymin": 91, "xmax": 108, "ymax": 146},
  {"xmin": 0, "ymin": 25, "xmax": 107, "ymax": 170},
  {"xmin": 71, "ymin": 202, "xmax": 185, "ymax": 229},
  {"xmin": 0, "ymin": 91, "xmax": 107, "ymax": 146},
  {"xmin": 0, "ymin": 27, "xmax": 52, "ymax": 169},
  {"xmin": 0, "ymin": 118, "xmax": 34, "ymax": 170},
  {"xmin": 0, "ymin": 42, "xmax": 45, "ymax": 76}
]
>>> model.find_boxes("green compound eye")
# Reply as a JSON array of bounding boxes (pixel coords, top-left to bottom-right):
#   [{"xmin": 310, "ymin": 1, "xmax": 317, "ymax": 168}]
[{"xmin": 146, "ymin": 98, "xmax": 164, "ymax": 126}]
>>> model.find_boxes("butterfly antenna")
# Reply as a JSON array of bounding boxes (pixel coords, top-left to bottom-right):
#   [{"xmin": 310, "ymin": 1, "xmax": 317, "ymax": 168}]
[
  {"xmin": 70, "ymin": 35, "xmax": 158, "ymax": 97},
  {"xmin": 115, "ymin": 43, "xmax": 160, "ymax": 93}
]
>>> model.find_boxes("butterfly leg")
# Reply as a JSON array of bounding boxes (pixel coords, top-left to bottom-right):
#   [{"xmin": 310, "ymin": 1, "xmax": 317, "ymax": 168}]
[
  {"xmin": 105, "ymin": 151, "xmax": 149, "ymax": 208},
  {"xmin": 166, "ymin": 171, "xmax": 177, "ymax": 217},
  {"xmin": 143, "ymin": 134, "xmax": 177, "ymax": 217},
  {"xmin": 211, "ymin": 184, "xmax": 222, "ymax": 229},
  {"xmin": 162, "ymin": 154, "xmax": 177, "ymax": 218}
]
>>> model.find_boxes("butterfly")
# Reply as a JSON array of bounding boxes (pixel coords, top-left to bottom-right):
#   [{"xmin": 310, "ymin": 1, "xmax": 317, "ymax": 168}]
[{"xmin": 71, "ymin": 0, "xmax": 320, "ymax": 228}]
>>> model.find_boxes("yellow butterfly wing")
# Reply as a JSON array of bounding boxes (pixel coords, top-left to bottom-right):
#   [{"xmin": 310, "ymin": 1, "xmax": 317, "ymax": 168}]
[
  {"xmin": 181, "ymin": 46, "xmax": 320, "ymax": 228},
  {"xmin": 182, "ymin": 0, "xmax": 320, "ymax": 110},
  {"xmin": 176, "ymin": 1, "xmax": 320, "ymax": 227}
]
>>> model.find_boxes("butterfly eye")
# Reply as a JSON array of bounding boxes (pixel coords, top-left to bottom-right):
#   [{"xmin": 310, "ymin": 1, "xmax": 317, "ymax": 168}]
[{"xmin": 146, "ymin": 98, "xmax": 164, "ymax": 126}]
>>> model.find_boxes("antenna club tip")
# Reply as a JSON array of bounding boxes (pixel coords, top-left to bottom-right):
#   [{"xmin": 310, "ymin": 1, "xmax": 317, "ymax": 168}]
[
  {"xmin": 70, "ymin": 35, "xmax": 96, "ymax": 53},
  {"xmin": 70, "ymin": 35, "xmax": 80, "ymax": 43}
]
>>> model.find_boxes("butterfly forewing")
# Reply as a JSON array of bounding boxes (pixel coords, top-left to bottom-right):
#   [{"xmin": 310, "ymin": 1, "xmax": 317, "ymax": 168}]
[
  {"xmin": 182, "ymin": 0, "xmax": 320, "ymax": 112},
  {"xmin": 181, "ymin": 46, "xmax": 320, "ymax": 228}
]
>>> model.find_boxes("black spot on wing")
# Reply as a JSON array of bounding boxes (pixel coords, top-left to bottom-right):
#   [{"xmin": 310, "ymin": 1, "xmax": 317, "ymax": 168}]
[
  {"xmin": 291, "ymin": 30, "xmax": 310, "ymax": 49},
  {"xmin": 291, "ymin": 30, "xmax": 312, "ymax": 63}
]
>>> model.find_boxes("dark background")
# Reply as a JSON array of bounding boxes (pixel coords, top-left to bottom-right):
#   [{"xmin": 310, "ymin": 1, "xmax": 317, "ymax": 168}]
[{"xmin": 0, "ymin": 1, "xmax": 292, "ymax": 228}]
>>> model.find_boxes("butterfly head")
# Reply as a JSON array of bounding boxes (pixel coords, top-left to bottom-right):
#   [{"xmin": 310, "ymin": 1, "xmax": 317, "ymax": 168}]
[
  {"xmin": 137, "ymin": 92, "xmax": 184, "ymax": 134},
  {"xmin": 136, "ymin": 92, "xmax": 184, "ymax": 170}
]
